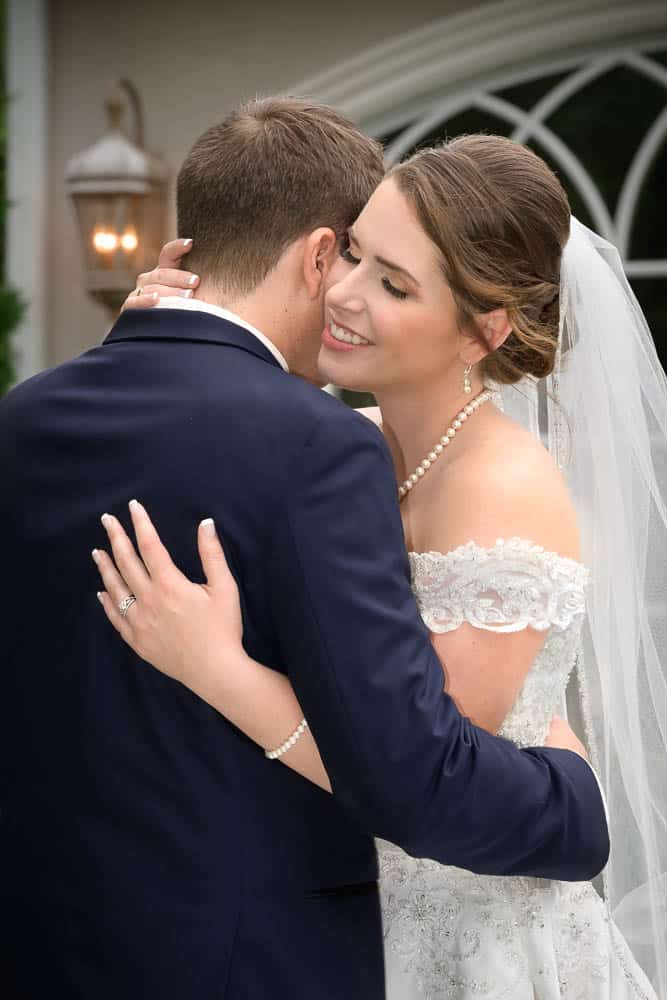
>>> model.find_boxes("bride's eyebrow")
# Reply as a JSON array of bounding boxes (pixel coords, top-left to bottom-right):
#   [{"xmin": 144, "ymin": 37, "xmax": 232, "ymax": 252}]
[
  {"xmin": 376, "ymin": 254, "xmax": 420, "ymax": 288},
  {"xmin": 348, "ymin": 227, "xmax": 420, "ymax": 288}
]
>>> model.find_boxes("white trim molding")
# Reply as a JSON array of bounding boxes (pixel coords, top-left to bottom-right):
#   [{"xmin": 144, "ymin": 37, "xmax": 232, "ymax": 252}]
[
  {"xmin": 6, "ymin": 0, "xmax": 49, "ymax": 383},
  {"xmin": 291, "ymin": 0, "xmax": 667, "ymax": 132}
]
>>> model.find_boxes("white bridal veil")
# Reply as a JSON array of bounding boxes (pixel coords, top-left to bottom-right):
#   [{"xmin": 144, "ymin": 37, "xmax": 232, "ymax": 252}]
[{"xmin": 494, "ymin": 217, "xmax": 667, "ymax": 994}]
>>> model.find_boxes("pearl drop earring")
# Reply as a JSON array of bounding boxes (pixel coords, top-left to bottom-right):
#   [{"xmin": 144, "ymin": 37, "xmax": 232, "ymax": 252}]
[{"xmin": 463, "ymin": 364, "xmax": 473, "ymax": 394}]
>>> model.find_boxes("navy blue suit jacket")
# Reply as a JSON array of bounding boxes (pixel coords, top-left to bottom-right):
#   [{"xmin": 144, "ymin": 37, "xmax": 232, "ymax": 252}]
[{"xmin": 0, "ymin": 309, "xmax": 609, "ymax": 998}]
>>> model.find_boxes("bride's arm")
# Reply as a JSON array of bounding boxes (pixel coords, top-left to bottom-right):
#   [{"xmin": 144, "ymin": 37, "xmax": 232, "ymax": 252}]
[
  {"xmin": 94, "ymin": 446, "xmax": 586, "ymax": 799},
  {"xmin": 421, "ymin": 435, "xmax": 582, "ymax": 734},
  {"xmin": 176, "ymin": 649, "xmax": 333, "ymax": 792}
]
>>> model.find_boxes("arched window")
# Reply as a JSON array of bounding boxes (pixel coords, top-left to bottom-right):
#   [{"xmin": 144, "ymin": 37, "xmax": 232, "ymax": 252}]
[
  {"xmin": 381, "ymin": 44, "xmax": 667, "ymax": 358},
  {"xmin": 294, "ymin": 7, "xmax": 667, "ymax": 406}
]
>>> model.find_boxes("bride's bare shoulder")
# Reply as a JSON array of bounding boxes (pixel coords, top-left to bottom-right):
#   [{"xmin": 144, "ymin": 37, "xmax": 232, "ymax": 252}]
[{"xmin": 421, "ymin": 407, "xmax": 580, "ymax": 560}]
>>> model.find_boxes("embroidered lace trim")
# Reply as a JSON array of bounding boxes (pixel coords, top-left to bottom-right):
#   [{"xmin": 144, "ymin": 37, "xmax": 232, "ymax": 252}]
[{"xmin": 409, "ymin": 537, "xmax": 589, "ymax": 636}]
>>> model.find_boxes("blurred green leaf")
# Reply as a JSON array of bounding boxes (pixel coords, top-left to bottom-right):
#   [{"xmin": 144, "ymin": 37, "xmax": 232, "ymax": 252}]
[{"xmin": 0, "ymin": 287, "xmax": 23, "ymax": 395}]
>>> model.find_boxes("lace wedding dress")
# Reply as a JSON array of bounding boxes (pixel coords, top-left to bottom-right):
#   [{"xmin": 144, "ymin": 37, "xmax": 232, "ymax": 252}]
[{"xmin": 378, "ymin": 538, "xmax": 657, "ymax": 1000}]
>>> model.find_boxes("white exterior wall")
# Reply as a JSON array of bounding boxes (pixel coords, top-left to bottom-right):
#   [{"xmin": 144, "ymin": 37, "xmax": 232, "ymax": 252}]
[{"xmin": 18, "ymin": 0, "xmax": 466, "ymax": 369}]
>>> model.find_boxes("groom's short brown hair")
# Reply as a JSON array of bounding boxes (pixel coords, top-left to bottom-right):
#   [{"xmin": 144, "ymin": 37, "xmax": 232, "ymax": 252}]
[{"xmin": 177, "ymin": 97, "xmax": 384, "ymax": 296}]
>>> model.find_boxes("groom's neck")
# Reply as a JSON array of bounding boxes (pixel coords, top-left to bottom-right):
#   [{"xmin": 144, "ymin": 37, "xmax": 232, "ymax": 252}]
[{"xmin": 194, "ymin": 280, "xmax": 294, "ymax": 365}]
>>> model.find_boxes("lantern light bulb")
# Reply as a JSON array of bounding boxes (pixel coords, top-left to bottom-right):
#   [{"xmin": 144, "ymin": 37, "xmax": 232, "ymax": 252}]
[
  {"xmin": 93, "ymin": 231, "xmax": 119, "ymax": 253},
  {"xmin": 120, "ymin": 231, "xmax": 139, "ymax": 252}
]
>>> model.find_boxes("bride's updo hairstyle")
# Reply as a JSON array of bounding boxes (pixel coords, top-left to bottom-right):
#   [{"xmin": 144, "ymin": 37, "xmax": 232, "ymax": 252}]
[{"xmin": 389, "ymin": 135, "xmax": 571, "ymax": 383}]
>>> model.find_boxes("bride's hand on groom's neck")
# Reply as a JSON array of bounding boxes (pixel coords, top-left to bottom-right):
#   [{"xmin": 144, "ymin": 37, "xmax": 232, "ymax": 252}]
[{"xmin": 120, "ymin": 238, "xmax": 200, "ymax": 313}]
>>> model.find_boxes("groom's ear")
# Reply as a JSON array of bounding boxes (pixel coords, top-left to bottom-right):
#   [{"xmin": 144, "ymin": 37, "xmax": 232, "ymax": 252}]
[{"xmin": 302, "ymin": 228, "xmax": 338, "ymax": 299}]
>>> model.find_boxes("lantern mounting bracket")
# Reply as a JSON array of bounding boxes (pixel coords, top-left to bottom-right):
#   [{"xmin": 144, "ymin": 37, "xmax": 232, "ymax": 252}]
[{"xmin": 105, "ymin": 79, "xmax": 145, "ymax": 149}]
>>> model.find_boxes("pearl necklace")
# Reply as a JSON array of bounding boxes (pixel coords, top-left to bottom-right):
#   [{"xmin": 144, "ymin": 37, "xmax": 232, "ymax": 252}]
[{"xmin": 398, "ymin": 389, "xmax": 492, "ymax": 503}]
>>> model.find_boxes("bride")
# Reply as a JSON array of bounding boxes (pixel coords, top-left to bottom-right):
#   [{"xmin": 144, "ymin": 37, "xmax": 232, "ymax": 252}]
[{"xmin": 94, "ymin": 134, "xmax": 666, "ymax": 998}]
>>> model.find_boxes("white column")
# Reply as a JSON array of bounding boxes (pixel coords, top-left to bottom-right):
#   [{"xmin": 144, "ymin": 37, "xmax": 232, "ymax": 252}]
[{"xmin": 6, "ymin": 0, "xmax": 48, "ymax": 383}]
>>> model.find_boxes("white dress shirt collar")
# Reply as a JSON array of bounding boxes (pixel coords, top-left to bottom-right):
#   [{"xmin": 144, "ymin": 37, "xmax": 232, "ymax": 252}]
[{"xmin": 155, "ymin": 296, "xmax": 289, "ymax": 373}]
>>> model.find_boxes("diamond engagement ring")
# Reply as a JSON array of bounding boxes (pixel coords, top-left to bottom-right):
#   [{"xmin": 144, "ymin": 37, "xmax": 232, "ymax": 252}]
[{"xmin": 119, "ymin": 594, "xmax": 137, "ymax": 618}]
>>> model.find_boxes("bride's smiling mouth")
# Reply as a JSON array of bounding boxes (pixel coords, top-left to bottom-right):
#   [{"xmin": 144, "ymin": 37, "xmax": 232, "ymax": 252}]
[{"xmin": 321, "ymin": 317, "xmax": 373, "ymax": 353}]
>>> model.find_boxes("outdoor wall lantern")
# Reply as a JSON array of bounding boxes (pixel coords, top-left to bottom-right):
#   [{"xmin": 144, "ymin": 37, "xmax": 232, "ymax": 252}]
[{"xmin": 66, "ymin": 79, "xmax": 167, "ymax": 311}]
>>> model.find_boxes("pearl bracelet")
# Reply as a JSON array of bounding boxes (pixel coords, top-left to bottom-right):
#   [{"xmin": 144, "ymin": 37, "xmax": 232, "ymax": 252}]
[{"xmin": 264, "ymin": 718, "xmax": 309, "ymax": 760}]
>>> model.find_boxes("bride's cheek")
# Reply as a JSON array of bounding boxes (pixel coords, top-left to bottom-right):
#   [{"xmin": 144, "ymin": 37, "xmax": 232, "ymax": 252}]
[{"xmin": 327, "ymin": 255, "xmax": 355, "ymax": 287}]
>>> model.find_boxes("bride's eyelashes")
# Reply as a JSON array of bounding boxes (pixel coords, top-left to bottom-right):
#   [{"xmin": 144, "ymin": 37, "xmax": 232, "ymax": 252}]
[
  {"xmin": 382, "ymin": 277, "xmax": 408, "ymax": 301},
  {"xmin": 339, "ymin": 238, "xmax": 409, "ymax": 301},
  {"xmin": 339, "ymin": 238, "xmax": 360, "ymax": 266}
]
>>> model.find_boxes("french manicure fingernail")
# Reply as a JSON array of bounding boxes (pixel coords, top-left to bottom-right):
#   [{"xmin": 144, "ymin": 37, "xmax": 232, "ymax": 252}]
[
  {"xmin": 188, "ymin": 274, "xmax": 198, "ymax": 286},
  {"xmin": 97, "ymin": 592, "xmax": 104, "ymax": 603},
  {"xmin": 149, "ymin": 292, "xmax": 158, "ymax": 302},
  {"xmin": 129, "ymin": 499, "xmax": 140, "ymax": 510},
  {"xmin": 182, "ymin": 238, "xmax": 192, "ymax": 247},
  {"xmin": 92, "ymin": 548, "xmax": 100, "ymax": 562},
  {"xmin": 183, "ymin": 289, "xmax": 193, "ymax": 298},
  {"xmin": 200, "ymin": 518, "xmax": 216, "ymax": 536},
  {"xmin": 101, "ymin": 513, "xmax": 111, "ymax": 525}
]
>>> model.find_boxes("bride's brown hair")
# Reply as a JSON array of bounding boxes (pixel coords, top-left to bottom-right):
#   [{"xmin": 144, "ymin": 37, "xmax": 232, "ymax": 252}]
[{"xmin": 389, "ymin": 135, "xmax": 571, "ymax": 383}]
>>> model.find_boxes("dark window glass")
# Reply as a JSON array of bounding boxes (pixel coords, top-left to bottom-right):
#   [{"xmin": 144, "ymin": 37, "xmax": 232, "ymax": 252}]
[
  {"xmin": 410, "ymin": 107, "xmax": 514, "ymax": 150},
  {"xmin": 630, "ymin": 137, "xmax": 667, "ymax": 259},
  {"xmin": 545, "ymin": 66, "xmax": 666, "ymax": 212},
  {"xmin": 496, "ymin": 70, "xmax": 572, "ymax": 110},
  {"xmin": 630, "ymin": 279, "xmax": 667, "ymax": 366}
]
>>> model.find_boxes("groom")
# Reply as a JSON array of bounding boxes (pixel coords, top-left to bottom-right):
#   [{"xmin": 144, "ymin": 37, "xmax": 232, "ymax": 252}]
[{"xmin": 1, "ymin": 98, "xmax": 608, "ymax": 999}]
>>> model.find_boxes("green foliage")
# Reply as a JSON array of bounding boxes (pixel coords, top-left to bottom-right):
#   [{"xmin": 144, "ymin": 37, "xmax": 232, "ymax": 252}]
[
  {"xmin": 0, "ymin": 286, "xmax": 23, "ymax": 395},
  {"xmin": 339, "ymin": 388, "xmax": 377, "ymax": 410}
]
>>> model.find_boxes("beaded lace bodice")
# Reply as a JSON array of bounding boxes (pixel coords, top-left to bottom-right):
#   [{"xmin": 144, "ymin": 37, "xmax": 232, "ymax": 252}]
[
  {"xmin": 409, "ymin": 537, "xmax": 589, "ymax": 747},
  {"xmin": 375, "ymin": 538, "xmax": 646, "ymax": 1000},
  {"xmin": 379, "ymin": 539, "xmax": 654, "ymax": 997}
]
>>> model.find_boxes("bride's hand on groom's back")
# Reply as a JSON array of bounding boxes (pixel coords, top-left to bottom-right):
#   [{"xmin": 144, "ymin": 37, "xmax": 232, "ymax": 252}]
[
  {"xmin": 92, "ymin": 501, "xmax": 247, "ymax": 694},
  {"xmin": 120, "ymin": 238, "xmax": 200, "ymax": 312}
]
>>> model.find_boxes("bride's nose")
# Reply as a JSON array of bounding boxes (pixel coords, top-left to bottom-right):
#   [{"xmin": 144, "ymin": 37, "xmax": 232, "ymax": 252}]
[{"xmin": 327, "ymin": 266, "xmax": 365, "ymax": 315}]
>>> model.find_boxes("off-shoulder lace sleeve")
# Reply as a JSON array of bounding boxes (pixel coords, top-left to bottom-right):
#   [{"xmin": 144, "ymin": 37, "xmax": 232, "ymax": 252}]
[{"xmin": 409, "ymin": 537, "xmax": 589, "ymax": 635}]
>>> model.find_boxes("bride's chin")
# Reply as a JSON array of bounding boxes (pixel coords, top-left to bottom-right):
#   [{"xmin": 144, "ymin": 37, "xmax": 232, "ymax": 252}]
[
  {"xmin": 317, "ymin": 355, "xmax": 377, "ymax": 395},
  {"xmin": 317, "ymin": 369, "xmax": 376, "ymax": 394}
]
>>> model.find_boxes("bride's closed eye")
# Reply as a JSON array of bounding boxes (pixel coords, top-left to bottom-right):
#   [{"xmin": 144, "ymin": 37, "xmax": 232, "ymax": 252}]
[
  {"xmin": 381, "ymin": 278, "xmax": 408, "ymax": 301},
  {"xmin": 340, "ymin": 238, "xmax": 409, "ymax": 301}
]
